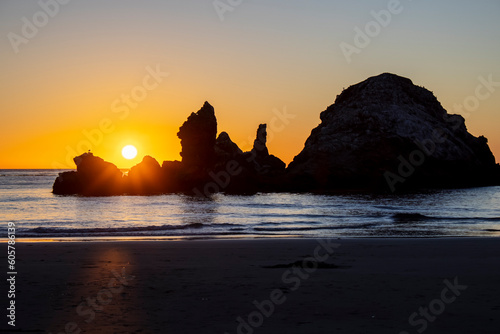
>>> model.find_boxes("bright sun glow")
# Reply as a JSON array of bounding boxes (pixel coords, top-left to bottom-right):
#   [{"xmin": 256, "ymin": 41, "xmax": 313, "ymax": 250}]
[{"xmin": 122, "ymin": 145, "xmax": 138, "ymax": 160}]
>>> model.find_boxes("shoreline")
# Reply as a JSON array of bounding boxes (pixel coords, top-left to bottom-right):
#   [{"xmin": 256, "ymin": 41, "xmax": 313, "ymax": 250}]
[
  {"xmin": 3, "ymin": 237, "xmax": 500, "ymax": 333},
  {"xmin": 11, "ymin": 234, "xmax": 500, "ymax": 243}
]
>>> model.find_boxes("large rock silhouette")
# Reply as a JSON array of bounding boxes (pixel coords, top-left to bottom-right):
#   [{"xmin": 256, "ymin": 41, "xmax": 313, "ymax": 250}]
[
  {"xmin": 127, "ymin": 156, "xmax": 164, "ymax": 194},
  {"xmin": 53, "ymin": 75, "xmax": 500, "ymax": 196},
  {"xmin": 53, "ymin": 152, "xmax": 125, "ymax": 196},
  {"xmin": 177, "ymin": 101, "xmax": 217, "ymax": 171},
  {"xmin": 287, "ymin": 73, "xmax": 499, "ymax": 191},
  {"xmin": 171, "ymin": 101, "xmax": 219, "ymax": 190}
]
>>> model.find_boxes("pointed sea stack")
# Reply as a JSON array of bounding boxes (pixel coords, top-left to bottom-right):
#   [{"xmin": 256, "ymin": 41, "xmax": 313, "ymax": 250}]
[
  {"xmin": 244, "ymin": 124, "xmax": 286, "ymax": 175},
  {"xmin": 177, "ymin": 101, "xmax": 217, "ymax": 172},
  {"xmin": 287, "ymin": 73, "xmax": 500, "ymax": 192}
]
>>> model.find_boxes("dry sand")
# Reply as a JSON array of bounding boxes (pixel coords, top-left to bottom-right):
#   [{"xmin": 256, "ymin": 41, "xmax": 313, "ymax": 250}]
[{"xmin": 2, "ymin": 237, "xmax": 500, "ymax": 333}]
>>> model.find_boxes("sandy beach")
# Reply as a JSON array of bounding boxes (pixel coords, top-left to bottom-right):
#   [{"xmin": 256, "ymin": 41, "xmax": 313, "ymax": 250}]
[{"xmin": 3, "ymin": 237, "xmax": 500, "ymax": 333}]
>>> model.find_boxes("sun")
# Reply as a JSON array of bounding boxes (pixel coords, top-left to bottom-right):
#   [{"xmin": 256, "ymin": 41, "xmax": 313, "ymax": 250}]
[{"xmin": 122, "ymin": 145, "xmax": 138, "ymax": 160}]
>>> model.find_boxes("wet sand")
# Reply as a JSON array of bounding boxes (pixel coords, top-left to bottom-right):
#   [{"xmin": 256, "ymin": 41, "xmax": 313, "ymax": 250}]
[{"xmin": 3, "ymin": 237, "xmax": 500, "ymax": 333}]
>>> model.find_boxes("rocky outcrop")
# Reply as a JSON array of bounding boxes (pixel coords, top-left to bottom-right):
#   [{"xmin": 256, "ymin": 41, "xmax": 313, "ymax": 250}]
[
  {"xmin": 127, "ymin": 156, "xmax": 163, "ymax": 194},
  {"xmin": 215, "ymin": 131, "xmax": 243, "ymax": 164},
  {"xmin": 287, "ymin": 73, "xmax": 500, "ymax": 192},
  {"xmin": 251, "ymin": 124, "xmax": 269, "ymax": 157},
  {"xmin": 161, "ymin": 160, "xmax": 184, "ymax": 192},
  {"xmin": 53, "ymin": 152, "xmax": 125, "ymax": 195},
  {"xmin": 243, "ymin": 124, "xmax": 286, "ymax": 176},
  {"xmin": 177, "ymin": 101, "xmax": 217, "ymax": 171},
  {"xmin": 53, "ymin": 75, "xmax": 500, "ymax": 196},
  {"xmin": 211, "ymin": 124, "xmax": 286, "ymax": 194},
  {"xmin": 52, "ymin": 170, "xmax": 81, "ymax": 195},
  {"xmin": 172, "ymin": 101, "xmax": 219, "ymax": 191}
]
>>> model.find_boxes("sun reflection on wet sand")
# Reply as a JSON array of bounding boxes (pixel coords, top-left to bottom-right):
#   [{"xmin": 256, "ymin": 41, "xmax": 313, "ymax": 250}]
[{"xmin": 17, "ymin": 243, "xmax": 144, "ymax": 333}]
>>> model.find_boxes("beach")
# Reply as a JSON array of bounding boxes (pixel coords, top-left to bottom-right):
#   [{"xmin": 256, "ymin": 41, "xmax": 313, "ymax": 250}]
[
  {"xmin": 4, "ymin": 237, "xmax": 499, "ymax": 333},
  {"xmin": 2, "ymin": 1, "xmax": 500, "ymax": 333}
]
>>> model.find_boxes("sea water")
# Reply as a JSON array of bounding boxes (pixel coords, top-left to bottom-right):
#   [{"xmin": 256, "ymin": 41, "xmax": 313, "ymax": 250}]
[{"xmin": 1, "ymin": 169, "xmax": 499, "ymax": 240}]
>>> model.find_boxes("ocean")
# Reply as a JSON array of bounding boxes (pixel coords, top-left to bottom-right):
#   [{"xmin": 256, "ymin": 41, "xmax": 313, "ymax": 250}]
[{"xmin": 1, "ymin": 169, "xmax": 499, "ymax": 241}]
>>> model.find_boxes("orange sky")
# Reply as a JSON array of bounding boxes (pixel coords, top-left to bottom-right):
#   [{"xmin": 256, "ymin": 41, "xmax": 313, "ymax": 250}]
[{"xmin": 1, "ymin": 1, "xmax": 499, "ymax": 169}]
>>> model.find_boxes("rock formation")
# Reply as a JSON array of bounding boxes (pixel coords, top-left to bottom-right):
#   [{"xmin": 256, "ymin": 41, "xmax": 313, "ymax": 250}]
[
  {"xmin": 53, "ymin": 74, "xmax": 500, "ymax": 196},
  {"xmin": 251, "ymin": 124, "xmax": 269, "ymax": 156},
  {"xmin": 177, "ymin": 101, "xmax": 217, "ymax": 171},
  {"xmin": 53, "ymin": 152, "xmax": 125, "ymax": 196},
  {"xmin": 243, "ymin": 124, "xmax": 286, "ymax": 176},
  {"xmin": 127, "ymin": 156, "xmax": 163, "ymax": 194},
  {"xmin": 52, "ymin": 170, "xmax": 81, "ymax": 195},
  {"xmin": 210, "ymin": 124, "xmax": 287, "ymax": 194},
  {"xmin": 287, "ymin": 73, "xmax": 500, "ymax": 192},
  {"xmin": 214, "ymin": 131, "xmax": 243, "ymax": 164}
]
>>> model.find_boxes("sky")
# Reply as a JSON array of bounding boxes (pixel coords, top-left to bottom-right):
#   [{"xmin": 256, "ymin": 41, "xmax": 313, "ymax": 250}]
[{"xmin": 1, "ymin": 0, "xmax": 499, "ymax": 169}]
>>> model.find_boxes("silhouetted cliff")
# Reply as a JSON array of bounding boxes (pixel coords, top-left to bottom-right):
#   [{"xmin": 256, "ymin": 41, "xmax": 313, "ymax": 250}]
[{"xmin": 287, "ymin": 73, "xmax": 500, "ymax": 192}]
